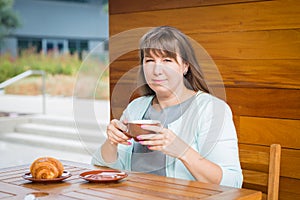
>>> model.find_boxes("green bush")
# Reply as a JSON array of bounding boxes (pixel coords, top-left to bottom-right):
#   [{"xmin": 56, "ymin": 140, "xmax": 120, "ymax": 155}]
[
  {"xmin": 0, "ymin": 54, "xmax": 24, "ymax": 82},
  {"xmin": 0, "ymin": 49, "xmax": 82, "ymax": 83}
]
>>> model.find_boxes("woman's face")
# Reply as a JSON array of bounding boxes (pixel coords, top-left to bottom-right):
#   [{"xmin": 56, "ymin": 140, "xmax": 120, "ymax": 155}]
[{"xmin": 143, "ymin": 51, "xmax": 188, "ymax": 97}]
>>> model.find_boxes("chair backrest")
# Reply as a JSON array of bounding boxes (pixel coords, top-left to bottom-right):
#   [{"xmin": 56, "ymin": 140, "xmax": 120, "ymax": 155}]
[{"xmin": 239, "ymin": 144, "xmax": 281, "ymax": 200}]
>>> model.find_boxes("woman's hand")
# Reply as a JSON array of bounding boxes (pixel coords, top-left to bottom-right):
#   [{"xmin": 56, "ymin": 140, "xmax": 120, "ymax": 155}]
[
  {"xmin": 106, "ymin": 119, "xmax": 131, "ymax": 146},
  {"xmin": 137, "ymin": 125, "xmax": 190, "ymax": 159}
]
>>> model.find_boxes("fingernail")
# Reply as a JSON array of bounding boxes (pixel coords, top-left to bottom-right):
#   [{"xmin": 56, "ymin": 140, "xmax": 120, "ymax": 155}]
[
  {"xmin": 128, "ymin": 141, "xmax": 132, "ymax": 145},
  {"xmin": 147, "ymin": 146, "xmax": 151, "ymax": 149},
  {"xmin": 136, "ymin": 136, "xmax": 141, "ymax": 140},
  {"xmin": 139, "ymin": 141, "xmax": 144, "ymax": 144}
]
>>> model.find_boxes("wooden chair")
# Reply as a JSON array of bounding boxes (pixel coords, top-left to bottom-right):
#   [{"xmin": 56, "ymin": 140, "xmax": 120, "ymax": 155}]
[{"xmin": 239, "ymin": 144, "xmax": 281, "ymax": 200}]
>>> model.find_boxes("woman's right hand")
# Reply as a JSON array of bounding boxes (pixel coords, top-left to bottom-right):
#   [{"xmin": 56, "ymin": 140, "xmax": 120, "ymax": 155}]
[{"xmin": 106, "ymin": 119, "xmax": 131, "ymax": 146}]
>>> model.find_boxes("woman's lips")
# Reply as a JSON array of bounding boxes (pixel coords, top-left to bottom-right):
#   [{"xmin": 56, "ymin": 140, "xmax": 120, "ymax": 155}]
[{"xmin": 152, "ymin": 79, "xmax": 167, "ymax": 84}]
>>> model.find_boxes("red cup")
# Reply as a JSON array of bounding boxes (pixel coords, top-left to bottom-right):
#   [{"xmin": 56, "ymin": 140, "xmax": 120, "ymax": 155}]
[{"xmin": 125, "ymin": 120, "xmax": 160, "ymax": 141}]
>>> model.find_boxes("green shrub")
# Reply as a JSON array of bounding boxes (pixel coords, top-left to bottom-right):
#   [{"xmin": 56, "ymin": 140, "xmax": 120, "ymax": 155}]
[
  {"xmin": 0, "ymin": 49, "xmax": 82, "ymax": 83},
  {"xmin": 0, "ymin": 53, "xmax": 24, "ymax": 82}
]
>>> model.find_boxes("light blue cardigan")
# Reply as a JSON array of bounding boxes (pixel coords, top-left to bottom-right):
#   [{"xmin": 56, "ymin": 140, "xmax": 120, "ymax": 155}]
[{"xmin": 92, "ymin": 92, "xmax": 243, "ymax": 188}]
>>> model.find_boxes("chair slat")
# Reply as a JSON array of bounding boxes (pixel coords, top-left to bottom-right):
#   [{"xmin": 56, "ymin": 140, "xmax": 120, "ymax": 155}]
[
  {"xmin": 267, "ymin": 144, "xmax": 281, "ymax": 200},
  {"xmin": 239, "ymin": 144, "xmax": 281, "ymax": 200}
]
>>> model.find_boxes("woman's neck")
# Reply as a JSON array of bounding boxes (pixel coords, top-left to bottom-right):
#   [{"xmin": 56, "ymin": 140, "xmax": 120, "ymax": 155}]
[{"xmin": 154, "ymin": 89, "xmax": 196, "ymax": 110}]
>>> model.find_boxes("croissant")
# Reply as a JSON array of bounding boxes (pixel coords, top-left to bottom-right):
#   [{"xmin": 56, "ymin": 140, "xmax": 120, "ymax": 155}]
[{"xmin": 30, "ymin": 157, "xmax": 64, "ymax": 179}]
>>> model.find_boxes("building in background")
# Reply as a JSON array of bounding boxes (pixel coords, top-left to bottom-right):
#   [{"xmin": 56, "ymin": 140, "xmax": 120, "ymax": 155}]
[{"xmin": 1, "ymin": 0, "xmax": 108, "ymax": 58}]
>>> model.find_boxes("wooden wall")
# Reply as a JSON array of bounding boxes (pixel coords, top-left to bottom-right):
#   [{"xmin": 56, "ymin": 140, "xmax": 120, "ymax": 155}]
[{"xmin": 108, "ymin": 0, "xmax": 300, "ymax": 199}]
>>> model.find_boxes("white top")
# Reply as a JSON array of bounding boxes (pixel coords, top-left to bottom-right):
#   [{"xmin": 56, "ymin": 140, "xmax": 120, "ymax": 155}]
[{"xmin": 92, "ymin": 91, "xmax": 243, "ymax": 188}]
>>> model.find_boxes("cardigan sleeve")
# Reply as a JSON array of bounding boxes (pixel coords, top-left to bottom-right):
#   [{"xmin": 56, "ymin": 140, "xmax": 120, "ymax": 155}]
[
  {"xmin": 196, "ymin": 97, "xmax": 243, "ymax": 188},
  {"xmin": 91, "ymin": 107, "xmax": 134, "ymax": 171},
  {"xmin": 91, "ymin": 144, "xmax": 133, "ymax": 171},
  {"xmin": 91, "ymin": 96, "xmax": 153, "ymax": 170}
]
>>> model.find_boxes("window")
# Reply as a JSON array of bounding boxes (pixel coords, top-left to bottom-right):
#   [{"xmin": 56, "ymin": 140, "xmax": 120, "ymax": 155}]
[
  {"xmin": 43, "ymin": 39, "xmax": 67, "ymax": 54},
  {"xmin": 17, "ymin": 38, "xmax": 42, "ymax": 54},
  {"xmin": 104, "ymin": 40, "xmax": 108, "ymax": 51},
  {"xmin": 69, "ymin": 40, "xmax": 88, "ymax": 59},
  {"xmin": 17, "ymin": 38, "xmax": 89, "ymax": 59}
]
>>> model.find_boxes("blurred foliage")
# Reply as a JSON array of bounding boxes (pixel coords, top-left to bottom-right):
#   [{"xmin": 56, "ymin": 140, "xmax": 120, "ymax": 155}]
[
  {"xmin": 0, "ymin": 49, "xmax": 82, "ymax": 83},
  {"xmin": 0, "ymin": 0, "xmax": 21, "ymax": 42},
  {"xmin": 102, "ymin": 0, "xmax": 108, "ymax": 13},
  {"xmin": 0, "ymin": 48, "xmax": 110, "ymax": 99}
]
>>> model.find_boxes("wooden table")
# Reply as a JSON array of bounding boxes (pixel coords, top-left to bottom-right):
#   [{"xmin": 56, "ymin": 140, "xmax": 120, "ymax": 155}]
[{"xmin": 0, "ymin": 160, "xmax": 261, "ymax": 200}]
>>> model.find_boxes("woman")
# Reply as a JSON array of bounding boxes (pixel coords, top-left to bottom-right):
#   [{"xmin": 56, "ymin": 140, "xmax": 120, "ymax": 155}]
[{"xmin": 92, "ymin": 26, "xmax": 243, "ymax": 188}]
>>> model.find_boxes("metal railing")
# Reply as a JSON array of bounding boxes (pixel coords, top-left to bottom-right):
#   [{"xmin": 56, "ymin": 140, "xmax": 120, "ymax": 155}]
[{"xmin": 0, "ymin": 70, "xmax": 46, "ymax": 114}]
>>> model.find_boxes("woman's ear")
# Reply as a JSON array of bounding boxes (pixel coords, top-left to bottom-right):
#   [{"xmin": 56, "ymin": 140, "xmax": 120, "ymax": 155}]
[{"xmin": 183, "ymin": 62, "xmax": 189, "ymax": 75}]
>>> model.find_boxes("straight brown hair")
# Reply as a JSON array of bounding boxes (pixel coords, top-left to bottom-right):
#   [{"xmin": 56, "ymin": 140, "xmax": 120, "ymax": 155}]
[{"xmin": 138, "ymin": 26, "xmax": 210, "ymax": 95}]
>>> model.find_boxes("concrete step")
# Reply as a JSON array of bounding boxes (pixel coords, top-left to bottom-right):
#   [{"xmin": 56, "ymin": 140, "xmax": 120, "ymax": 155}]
[
  {"xmin": 15, "ymin": 123, "xmax": 106, "ymax": 143},
  {"xmin": 1, "ymin": 132, "xmax": 99, "ymax": 154},
  {"xmin": 0, "ymin": 115, "xmax": 33, "ymax": 133},
  {"xmin": 0, "ymin": 115, "xmax": 107, "ymax": 156},
  {"xmin": 29, "ymin": 115, "xmax": 108, "ymax": 130}
]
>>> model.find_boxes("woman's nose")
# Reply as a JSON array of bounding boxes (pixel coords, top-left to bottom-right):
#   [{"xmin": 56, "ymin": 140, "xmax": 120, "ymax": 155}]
[{"xmin": 153, "ymin": 61, "xmax": 163, "ymax": 75}]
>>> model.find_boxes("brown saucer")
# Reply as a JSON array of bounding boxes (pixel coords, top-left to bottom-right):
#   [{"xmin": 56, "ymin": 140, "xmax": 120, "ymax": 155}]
[
  {"xmin": 22, "ymin": 171, "xmax": 71, "ymax": 183},
  {"xmin": 79, "ymin": 170, "xmax": 128, "ymax": 183}
]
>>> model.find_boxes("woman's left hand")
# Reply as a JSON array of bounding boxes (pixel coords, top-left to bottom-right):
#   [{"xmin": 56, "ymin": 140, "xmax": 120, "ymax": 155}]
[{"xmin": 137, "ymin": 125, "xmax": 190, "ymax": 159}]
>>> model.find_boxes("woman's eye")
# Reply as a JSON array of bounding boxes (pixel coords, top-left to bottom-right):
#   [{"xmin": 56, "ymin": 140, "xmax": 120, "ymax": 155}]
[
  {"xmin": 145, "ymin": 59, "xmax": 154, "ymax": 63},
  {"xmin": 163, "ymin": 58, "xmax": 173, "ymax": 62}
]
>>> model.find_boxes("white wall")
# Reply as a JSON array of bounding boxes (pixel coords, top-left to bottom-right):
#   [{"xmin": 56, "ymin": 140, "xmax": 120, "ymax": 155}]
[
  {"xmin": 0, "ymin": 37, "xmax": 17, "ymax": 56},
  {"xmin": 13, "ymin": 0, "xmax": 108, "ymax": 39}
]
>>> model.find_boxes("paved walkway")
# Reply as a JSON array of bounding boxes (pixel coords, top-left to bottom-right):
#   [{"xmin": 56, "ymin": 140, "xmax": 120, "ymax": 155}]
[
  {"xmin": 0, "ymin": 94, "xmax": 110, "ymax": 168},
  {"xmin": 0, "ymin": 94, "xmax": 110, "ymax": 121},
  {"xmin": 0, "ymin": 140, "xmax": 93, "ymax": 168}
]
